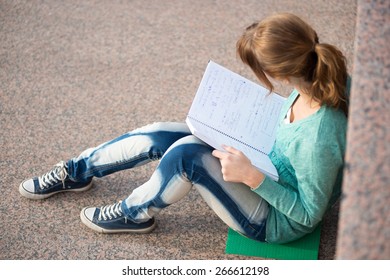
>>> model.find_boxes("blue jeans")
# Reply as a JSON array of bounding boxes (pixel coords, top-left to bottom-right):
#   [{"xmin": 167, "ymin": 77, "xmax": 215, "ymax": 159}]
[{"xmin": 67, "ymin": 122, "xmax": 268, "ymax": 241}]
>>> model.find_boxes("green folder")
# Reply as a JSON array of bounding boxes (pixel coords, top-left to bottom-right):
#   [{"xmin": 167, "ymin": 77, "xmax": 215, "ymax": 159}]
[{"xmin": 225, "ymin": 226, "xmax": 321, "ymax": 260}]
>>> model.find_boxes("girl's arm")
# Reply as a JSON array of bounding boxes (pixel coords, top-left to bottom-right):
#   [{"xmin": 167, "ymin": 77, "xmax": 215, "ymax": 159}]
[{"xmin": 254, "ymin": 141, "xmax": 343, "ymax": 227}]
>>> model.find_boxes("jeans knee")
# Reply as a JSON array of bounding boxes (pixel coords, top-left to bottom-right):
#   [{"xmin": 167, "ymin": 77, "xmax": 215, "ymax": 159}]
[
  {"xmin": 157, "ymin": 136, "xmax": 213, "ymax": 176},
  {"xmin": 166, "ymin": 136, "xmax": 211, "ymax": 158}
]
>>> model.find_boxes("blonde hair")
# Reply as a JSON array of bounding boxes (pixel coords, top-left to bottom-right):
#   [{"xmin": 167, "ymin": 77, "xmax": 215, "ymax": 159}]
[{"xmin": 237, "ymin": 13, "xmax": 348, "ymax": 116}]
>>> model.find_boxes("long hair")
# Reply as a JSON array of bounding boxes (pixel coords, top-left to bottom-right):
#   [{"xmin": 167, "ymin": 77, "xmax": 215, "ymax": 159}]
[{"xmin": 237, "ymin": 13, "xmax": 348, "ymax": 116}]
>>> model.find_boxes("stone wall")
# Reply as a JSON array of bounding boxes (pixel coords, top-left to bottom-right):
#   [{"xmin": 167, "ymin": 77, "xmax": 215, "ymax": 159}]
[{"xmin": 336, "ymin": 0, "xmax": 390, "ymax": 259}]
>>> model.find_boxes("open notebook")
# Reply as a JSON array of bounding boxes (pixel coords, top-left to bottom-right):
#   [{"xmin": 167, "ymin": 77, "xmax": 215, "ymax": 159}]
[{"xmin": 186, "ymin": 61, "xmax": 285, "ymax": 181}]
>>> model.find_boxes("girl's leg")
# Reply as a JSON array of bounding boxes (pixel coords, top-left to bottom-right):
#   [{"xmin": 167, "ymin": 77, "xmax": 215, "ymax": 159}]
[
  {"xmin": 81, "ymin": 135, "xmax": 269, "ymax": 241},
  {"xmin": 19, "ymin": 122, "xmax": 191, "ymax": 200},
  {"xmin": 67, "ymin": 122, "xmax": 191, "ymax": 181}
]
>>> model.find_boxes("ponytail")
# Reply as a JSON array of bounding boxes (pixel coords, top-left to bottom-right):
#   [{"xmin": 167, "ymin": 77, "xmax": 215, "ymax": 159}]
[{"xmin": 312, "ymin": 43, "xmax": 349, "ymax": 116}]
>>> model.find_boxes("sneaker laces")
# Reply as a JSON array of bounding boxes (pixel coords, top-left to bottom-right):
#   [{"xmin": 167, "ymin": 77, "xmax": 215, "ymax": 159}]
[
  {"xmin": 39, "ymin": 161, "xmax": 69, "ymax": 190},
  {"xmin": 98, "ymin": 201, "xmax": 124, "ymax": 221}
]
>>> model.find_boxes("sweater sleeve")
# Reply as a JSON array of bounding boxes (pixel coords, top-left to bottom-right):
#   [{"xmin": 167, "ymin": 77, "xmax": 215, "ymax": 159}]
[{"xmin": 253, "ymin": 140, "xmax": 343, "ymax": 227}]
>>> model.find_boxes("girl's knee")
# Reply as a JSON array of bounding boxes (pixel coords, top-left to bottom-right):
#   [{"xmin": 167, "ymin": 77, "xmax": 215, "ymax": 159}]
[
  {"xmin": 166, "ymin": 136, "xmax": 212, "ymax": 157},
  {"xmin": 158, "ymin": 136, "xmax": 214, "ymax": 172},
  {"xmin": 158, "ymin": 136, "xmax": 215, "ymax": 184}
]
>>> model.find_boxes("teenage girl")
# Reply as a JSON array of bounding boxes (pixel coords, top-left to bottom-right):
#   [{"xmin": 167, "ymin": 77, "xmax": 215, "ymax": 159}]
[{"xmin": 20, "ymin": 13, "xmax": 349, "ymax": 244}]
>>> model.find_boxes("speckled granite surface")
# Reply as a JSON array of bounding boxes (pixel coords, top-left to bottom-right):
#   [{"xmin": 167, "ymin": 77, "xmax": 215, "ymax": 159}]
[
  {"xmin": 336, "ymin": 0, "xmax": 390, "ymax": 260},
  {"xmin": 0, "ymin": 0, "xmax": 357, "ymax": 259}
]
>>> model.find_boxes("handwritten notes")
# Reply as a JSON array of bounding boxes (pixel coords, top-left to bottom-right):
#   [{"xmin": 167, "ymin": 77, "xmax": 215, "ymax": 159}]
[{"xmin": 186, "ymin": 61, "xmax": 285, "ymax": 180}]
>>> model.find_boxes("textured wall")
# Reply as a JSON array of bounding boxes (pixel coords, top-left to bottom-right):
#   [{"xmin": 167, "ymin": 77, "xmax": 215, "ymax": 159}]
[{"xmin": 336, "ymin": 0, "xmax": 390, "ymax": 259}]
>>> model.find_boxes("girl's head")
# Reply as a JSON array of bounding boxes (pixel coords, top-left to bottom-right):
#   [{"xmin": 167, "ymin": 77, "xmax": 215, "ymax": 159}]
[{"xmin": 237, "ymin": 13, "xmax": 348, "ymax": 116}]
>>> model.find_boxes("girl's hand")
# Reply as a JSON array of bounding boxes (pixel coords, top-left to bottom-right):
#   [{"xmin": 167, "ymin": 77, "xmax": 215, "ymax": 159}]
[{"xmin": 212, "ymin": 145, "xmax": 265, "ymax": 189}]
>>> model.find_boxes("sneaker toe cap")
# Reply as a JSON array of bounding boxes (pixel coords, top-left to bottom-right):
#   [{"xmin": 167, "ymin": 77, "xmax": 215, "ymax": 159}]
[
  {"xmin": 82, "ymin": 207, "xmax": 97, "ymax": 221},
  {"xmin": 20, "ymin": 179, "xmax": 36, "ymax": 194}
]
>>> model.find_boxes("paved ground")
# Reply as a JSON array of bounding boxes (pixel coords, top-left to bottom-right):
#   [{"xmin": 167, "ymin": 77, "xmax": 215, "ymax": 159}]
[{"xmin": 0, "ymin": 0, "xmax": 357, "ymax": 259}]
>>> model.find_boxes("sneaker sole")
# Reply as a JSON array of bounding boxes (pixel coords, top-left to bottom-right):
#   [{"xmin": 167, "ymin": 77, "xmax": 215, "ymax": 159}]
[
  {"xmin": 19, "ymin": 181, "xmax": 93, "ymax": 200},
  {"xmin": 80, "ymin": 207, "xmax": 157, "ymax": 234}
]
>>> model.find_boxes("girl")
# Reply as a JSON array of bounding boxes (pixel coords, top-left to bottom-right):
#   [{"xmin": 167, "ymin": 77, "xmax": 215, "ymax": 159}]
[{"xmin": 19, "ymin": 13, "xmax": 349, "ymax": 244}]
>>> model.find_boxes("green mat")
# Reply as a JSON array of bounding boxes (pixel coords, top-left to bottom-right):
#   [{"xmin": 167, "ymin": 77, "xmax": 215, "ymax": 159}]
[{"xmin": 225, "ymin": 226, "xmax": 321, "ymax": 260}]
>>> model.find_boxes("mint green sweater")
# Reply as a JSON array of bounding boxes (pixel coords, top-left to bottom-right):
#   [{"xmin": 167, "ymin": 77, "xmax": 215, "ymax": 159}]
[{"xmin": 254, "ymin": 89, "xmax": 347, "ymax": 244}]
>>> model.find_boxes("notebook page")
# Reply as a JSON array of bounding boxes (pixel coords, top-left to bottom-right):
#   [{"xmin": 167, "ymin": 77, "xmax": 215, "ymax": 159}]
[
  {"xmin": 186, "ymin": 61, "xmax": 285, "ymax": 180},
  {"xmin": 187, "ymin": 61, "xmax": 285, "ymax": 155}
]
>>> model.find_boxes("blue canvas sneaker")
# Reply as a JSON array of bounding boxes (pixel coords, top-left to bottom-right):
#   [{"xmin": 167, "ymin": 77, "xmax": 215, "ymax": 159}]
[
  {"xmin": 80, "ymin": 201, "xmax": 156, "ymax": 233},
  {"xmin": 19, "ymin": 161, "xmax": 93, "ymax": 199}
]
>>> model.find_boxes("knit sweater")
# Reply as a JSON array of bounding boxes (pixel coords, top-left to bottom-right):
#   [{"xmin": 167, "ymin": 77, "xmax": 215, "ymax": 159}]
[{"xmin": 254, "ymin": 89, "xmax": 348, "ymax": 244}]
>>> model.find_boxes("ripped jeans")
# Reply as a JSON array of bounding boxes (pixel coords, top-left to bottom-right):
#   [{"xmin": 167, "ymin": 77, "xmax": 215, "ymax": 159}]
[{"xmin": 67, "ymin": 122, "xmax": 269, "ymax": 241}]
